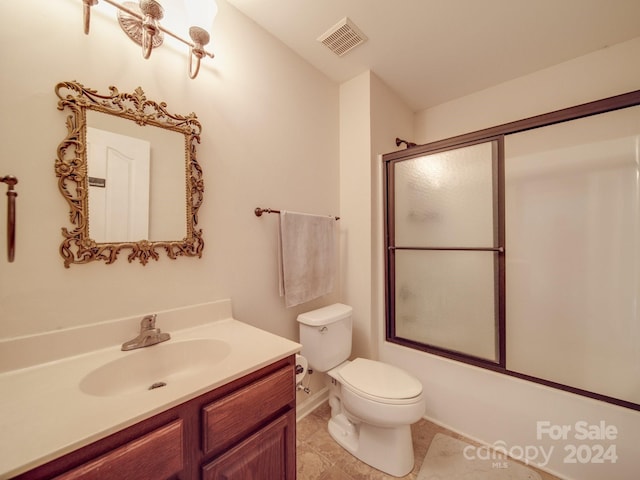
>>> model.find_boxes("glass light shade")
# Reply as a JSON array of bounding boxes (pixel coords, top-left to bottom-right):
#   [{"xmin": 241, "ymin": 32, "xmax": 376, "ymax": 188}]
[
  {"xmin": 156, "ymin": 0, "xmax": 217, "ymax": 36},
  {"xmin": 185, "ymin": 0, "xmax": 218, "ymax": 31},
  {"xmin": 156, "ymin": 0, "xmax": 188, "ymax": 35}
]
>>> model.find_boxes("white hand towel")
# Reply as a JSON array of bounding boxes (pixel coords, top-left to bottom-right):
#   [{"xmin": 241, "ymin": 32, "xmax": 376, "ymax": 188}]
[{"xmin": 278, "ymin": 210, "xmax": 336, "ymax": 307}]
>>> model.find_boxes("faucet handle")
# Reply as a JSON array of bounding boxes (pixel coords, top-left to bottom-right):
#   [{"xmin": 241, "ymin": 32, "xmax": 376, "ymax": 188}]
[{"xmin": 140, "ymin": 314, "xmax": 157, "ymax": 330}]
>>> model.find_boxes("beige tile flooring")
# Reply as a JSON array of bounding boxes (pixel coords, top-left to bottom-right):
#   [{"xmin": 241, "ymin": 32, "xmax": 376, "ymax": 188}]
[{"xmin": 296, "ymin": 402, "xmax": 561, "ymax": 480}]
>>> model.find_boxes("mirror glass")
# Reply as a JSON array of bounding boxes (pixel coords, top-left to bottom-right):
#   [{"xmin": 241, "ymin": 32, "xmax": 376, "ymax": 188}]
[
  {"xmin": 86, "ymin": 111, "xmax": 187, "ymax": 242},
  {"xmin": 55, "ymin": 81, "xmax": 204, "ymax": 267}
]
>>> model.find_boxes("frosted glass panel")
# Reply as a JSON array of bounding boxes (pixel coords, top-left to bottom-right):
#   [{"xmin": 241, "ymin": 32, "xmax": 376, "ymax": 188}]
[
  {"xmin": 395, "ymin": 250, "xmax": 498, "ymax": 361},
  {"xmin": 394, "ymin": 142, "xmax": 496, "ymax": 247},
  {"xmin": 505, "ymin": 105, "xmax": 640, "ymax": 404}
]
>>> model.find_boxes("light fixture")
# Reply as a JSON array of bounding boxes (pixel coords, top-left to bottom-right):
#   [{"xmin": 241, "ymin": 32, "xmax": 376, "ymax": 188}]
[{"xmin": 82, "ymin": 0, "xmax": 216, "ymax": 79}]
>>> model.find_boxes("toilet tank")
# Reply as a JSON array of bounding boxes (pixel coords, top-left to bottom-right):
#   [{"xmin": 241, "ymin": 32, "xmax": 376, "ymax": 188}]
[{"xmin": 297, "ymin": 303, "xmax": 353, "ymax": 372}]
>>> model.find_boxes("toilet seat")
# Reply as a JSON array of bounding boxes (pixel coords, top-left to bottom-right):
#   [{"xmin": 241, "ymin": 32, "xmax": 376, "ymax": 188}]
[{"xmin": 337, "ymin": 358, "xmax": 423, "ymax": 405}]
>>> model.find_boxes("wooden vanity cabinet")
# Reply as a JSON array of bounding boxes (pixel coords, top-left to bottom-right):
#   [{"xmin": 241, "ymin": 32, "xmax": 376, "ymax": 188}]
[
  {"xmin": 15, "ymin": 356, "xmax": 296, "ymax": 480},
  {"xmin": 54, "ymin": 420, "xmax": 185, "ymax": 480},
  {"xmin": 200, "ymin": 364, "xmax": 296, "ymax": 479},
  {"xmin": 202, "ymin": 412, "xmax": 295, "ymax": 480}
]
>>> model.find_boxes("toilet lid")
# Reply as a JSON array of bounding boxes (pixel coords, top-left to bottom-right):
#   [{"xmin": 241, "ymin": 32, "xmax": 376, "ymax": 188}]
[{"xmin": 339, "ymin": 358, "xmax": 423, "ymax": 400}]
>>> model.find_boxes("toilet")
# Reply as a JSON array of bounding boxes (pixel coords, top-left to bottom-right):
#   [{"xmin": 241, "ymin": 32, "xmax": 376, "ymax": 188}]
[{"xmin": 297, "ymin": 303, "xmax": 425, "ymax": 477}]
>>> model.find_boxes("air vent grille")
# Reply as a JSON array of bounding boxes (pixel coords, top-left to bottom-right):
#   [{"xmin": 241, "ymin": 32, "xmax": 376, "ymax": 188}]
[{"xmin": 317, "ymin": 17, "xmax": 368, "ymax": 57}]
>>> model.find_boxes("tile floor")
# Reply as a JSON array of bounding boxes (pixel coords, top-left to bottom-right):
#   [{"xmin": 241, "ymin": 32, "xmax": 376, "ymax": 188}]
[{"xmin": 296, "ymin": 401, "xmax": 562, "ymax": 480}]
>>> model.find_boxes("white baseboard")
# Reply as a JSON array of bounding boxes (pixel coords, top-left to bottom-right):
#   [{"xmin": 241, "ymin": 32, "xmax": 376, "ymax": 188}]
[{"xmin": 296, "ymin": 386, "xmax": 329, "ymax": 422}]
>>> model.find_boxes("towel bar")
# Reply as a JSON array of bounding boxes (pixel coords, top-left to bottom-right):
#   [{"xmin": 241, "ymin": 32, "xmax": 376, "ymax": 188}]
[{"xmin": 254, "ymin": 207, "xmax": 339, "ymax": 220}]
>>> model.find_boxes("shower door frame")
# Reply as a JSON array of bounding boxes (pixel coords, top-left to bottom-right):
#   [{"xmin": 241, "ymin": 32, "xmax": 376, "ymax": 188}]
[
  {"xmin": 385, "ymin": 137, "xmax": 506, "ymax": 367},
  {"xmin": 383, "ymin": 88, "xmax": 640, "ymax": 411}
]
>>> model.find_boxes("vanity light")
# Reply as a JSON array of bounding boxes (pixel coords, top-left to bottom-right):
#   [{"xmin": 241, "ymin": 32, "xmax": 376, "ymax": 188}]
[{"xmin": 81, "ymin": 0, "xmax": 216, "ymax": 79}]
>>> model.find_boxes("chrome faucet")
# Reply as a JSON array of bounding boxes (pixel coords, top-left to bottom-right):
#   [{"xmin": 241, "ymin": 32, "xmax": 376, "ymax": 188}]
[{"xmin": 121, "ymin": 314, "xmax": 171, "ymax": 351}]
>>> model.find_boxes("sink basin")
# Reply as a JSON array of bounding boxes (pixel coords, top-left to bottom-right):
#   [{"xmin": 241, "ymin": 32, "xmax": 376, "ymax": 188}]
[{"xmin": 80, "ymin": 339, "xmax": 231, "ymax": 397}]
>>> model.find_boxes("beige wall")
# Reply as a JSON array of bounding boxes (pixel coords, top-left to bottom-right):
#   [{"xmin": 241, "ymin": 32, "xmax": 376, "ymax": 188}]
[
  {"xmin": 414, "ymin": 37, "xmax": 640, "ymax": 144},
  {"xmin": 338, "ymin": 72, "xmax": 373, "ymax": 359},
  {"xmin": 338, "ymin": 71, "xmax": 413, "ymax": 361},
  {"xmin": 379, "ymin": 36, "xmax": 640, "ymax": 480},
  {"xmin": 369, "ymin": 73, "xmax": 414, "ymax": 359},
  {"xmin": 0, "ymin": 0, "xmax": 339, "ymax": 342}
]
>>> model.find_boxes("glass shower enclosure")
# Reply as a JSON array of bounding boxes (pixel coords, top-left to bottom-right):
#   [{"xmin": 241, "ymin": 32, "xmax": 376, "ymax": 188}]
[{"xmin": 384, "ymin": 94, "xmax": 640, "ymax": 410}]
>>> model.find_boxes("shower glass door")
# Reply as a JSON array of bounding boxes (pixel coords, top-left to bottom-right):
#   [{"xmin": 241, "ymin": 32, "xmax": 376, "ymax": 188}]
[
  {"xmin": 387, "ymin": 140, "xmax": 503, "ymax": 363},
  {"xmin": 504, "ymin": 105, "xmax": 640, "ymax": 404},
  {"xmin": 384, "ymin": 91, "xmax": 640, "ymax": 409}
]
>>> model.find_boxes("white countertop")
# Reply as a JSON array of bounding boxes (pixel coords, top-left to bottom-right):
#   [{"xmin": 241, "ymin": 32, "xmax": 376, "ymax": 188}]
[{"xmin": 0, "ymin": 316, "xmax": 300, "ymax": 479}]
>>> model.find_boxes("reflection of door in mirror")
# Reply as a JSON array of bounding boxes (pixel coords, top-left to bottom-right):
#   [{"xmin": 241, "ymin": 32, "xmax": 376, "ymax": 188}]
[
  {"xmin": 86, "ymin": 110, "xmax": 187, "ymax": 242},
  {"xmin": 87, "ymin": 127, "xmax": 150, "ymax": 243}
]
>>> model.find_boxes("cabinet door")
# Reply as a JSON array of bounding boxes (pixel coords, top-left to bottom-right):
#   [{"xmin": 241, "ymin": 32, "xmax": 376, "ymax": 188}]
[
  {"xmin": 202, "ymin": 365, "xmax": 294, "ymax": 457},
  {"xmin": 55, "ymin": 420, "xmax": 183, "ymax": 480},
  {"xmin": 202, "ymin": 411, "xmax": 295, "ymax": 480}
]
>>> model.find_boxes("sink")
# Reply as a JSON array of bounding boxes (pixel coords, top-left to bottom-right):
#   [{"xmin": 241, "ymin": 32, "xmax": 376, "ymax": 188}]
[{"xmin": 80, "ymin": 338, "xmax": 231, "ymax": 397}]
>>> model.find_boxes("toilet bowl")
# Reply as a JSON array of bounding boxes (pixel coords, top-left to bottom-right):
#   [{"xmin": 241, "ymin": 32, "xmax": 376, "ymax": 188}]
[
  {"xmin": 330, "ymin": 358, "xmax": 425, "ymax": 426},
  {"xmin": 297, "ymin": 304, "xmax": 425, "ymax": 477},
  {"xmin": 326, "ymin": 359, "xmax": 425, "ymax": 476}
]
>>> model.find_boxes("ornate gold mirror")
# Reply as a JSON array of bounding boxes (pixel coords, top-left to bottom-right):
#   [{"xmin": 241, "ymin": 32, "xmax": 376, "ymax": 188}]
[{"xmin": 55, "ymin": 81, "xmax": 204, "ymax": 267}]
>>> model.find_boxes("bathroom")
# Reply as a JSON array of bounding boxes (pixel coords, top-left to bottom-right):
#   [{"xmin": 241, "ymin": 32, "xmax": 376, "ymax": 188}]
[{"xmin": 1, "ymin": 0, "xmax": 640, "ymax": 479}]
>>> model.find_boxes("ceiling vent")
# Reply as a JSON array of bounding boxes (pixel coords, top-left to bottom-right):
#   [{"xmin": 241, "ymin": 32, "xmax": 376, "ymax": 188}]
[{"xmin": 317, "ymin": 17, "xmax": 368, "ymax": 57}]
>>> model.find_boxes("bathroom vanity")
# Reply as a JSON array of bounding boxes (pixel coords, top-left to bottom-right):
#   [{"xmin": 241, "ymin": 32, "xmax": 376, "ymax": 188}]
[
  {"xmin": 15, "ymin": 357, "xmax": 295, "ymax": 479},
  {"xmin": 0, "ymin": 301, "xmax": 300, "ymax": 480}
]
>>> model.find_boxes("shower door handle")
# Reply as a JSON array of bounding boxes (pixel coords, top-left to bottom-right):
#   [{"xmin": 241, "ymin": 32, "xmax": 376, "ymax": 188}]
[
  {"xmin": 389, "ymin": 246, "xmax": 504, "ymax": 253},
  {"xmin": 1, "ymin": 175, "xmax": 18, "ymax": 262}
]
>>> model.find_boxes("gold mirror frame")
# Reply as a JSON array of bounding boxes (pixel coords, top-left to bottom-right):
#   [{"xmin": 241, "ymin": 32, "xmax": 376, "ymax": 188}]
[{"xmin": 54, "ymin": 81, "xmax": 204, "ymax": 267}]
